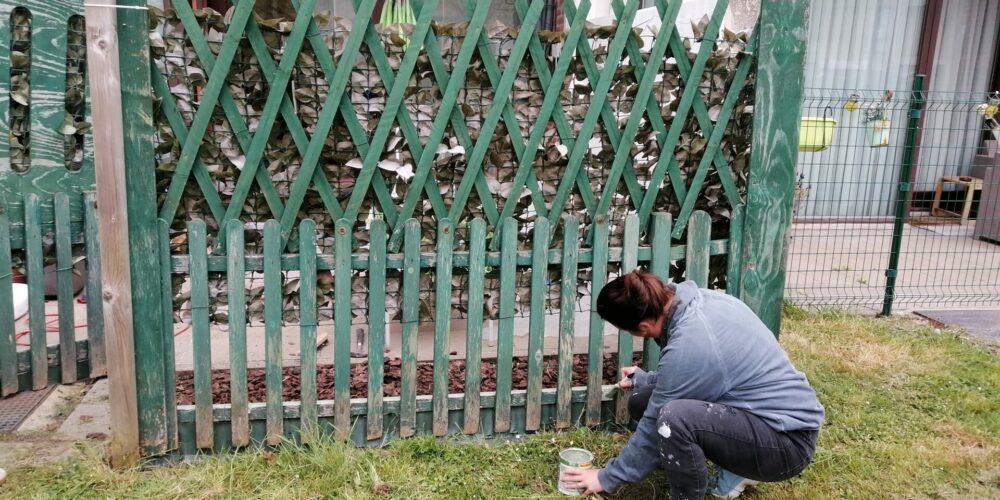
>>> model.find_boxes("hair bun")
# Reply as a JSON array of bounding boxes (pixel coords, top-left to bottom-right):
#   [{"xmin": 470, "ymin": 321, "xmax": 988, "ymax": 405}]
[{"xmin": 623, "ymin": 270, "xmax": 637, "ymax": 288}]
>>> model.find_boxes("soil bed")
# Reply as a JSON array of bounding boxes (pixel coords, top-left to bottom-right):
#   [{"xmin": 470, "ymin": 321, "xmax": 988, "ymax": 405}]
[{"xmin": 176, "ymin": 353, "xmax": 642, "ymax": 405}]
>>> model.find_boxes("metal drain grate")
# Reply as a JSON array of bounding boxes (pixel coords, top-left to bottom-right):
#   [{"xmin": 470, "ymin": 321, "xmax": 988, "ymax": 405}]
[{"xmin": 0, "ymin": 386, "xmax": 55, "ymax": 432}]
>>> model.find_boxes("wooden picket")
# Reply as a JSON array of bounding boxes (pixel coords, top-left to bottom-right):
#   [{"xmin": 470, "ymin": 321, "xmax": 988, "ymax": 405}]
[
  {"xmin": 24, "ymin": 194, "xmax": 45, "ymax": 390},
  {"xmin": 432, "ymin": 220, "xmax": 455, "ymax": 436},
  {"xmin": 556, "ymin": 218, "xmax": 580, "ymax": 428},
  {"xmin": 399, "ymin": 219, "xmax": 420, "ymax": 438},
  {"xmin": 366, "ymin": 219, "xmax": 387, "ymax": 440},
  {"xmin": 189, "ymin": 220, "xmax": 213, "ymax": 449},
  {"xmin": 585, "ymin": 216, "xmax": 609, "ymax": 427},
  {"xmin": 463, "ymin": 219, "xmax": 486, "ymax": 434},
  {"xmin": 264, "ymin": 220, "xmax": 285, "ymax": 445},
  {"xmin": 525, "ymin": 218, "xmax": 550, "ymax": 432},
  {"xmin": 494, "ymin": 218, "xmax": 518, "ymax": 433},
  {"xmin": 299, "ymin": 219, "xmax": 319, "ymax": 439},
  {"xmin": 227, "ymin": 220, "xmax": 250, "ymax": 447},
  {"xmin": 84, "ymin": 193, "xmax": 105, "ymax": 377},
  {"xmin": 0, "ymin": 202, "xmax": 15, "ymax": 396}
]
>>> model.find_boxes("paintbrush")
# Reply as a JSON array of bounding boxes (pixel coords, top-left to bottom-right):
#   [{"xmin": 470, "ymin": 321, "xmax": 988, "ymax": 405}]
[{"xmin": 601, "ymin": 372, "xmax": 636, "ymax": 398}]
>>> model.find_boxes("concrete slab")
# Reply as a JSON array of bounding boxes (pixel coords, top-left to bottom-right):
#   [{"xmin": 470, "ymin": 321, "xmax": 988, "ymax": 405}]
[
  {"xmin": 58, "ymin": 379, "xmax": 110, "ymax": 442},
  {"xmin": 13, "ymin": 300, "xmax": 91, "ymax": 354},
  {"xmin": 17, "ymin": 382, "xmax": 89, "ymax": 433},
  {"xmin": 0, "ymin": 436, "xmax": 80, "ymax": 469},
  {"xmin": 786, "ymin": 221, "xmax": 1000, "ymax": 312},
  {"xmin": 913, "ymin": 309, "xmax": 1000, "ymax": 346}
]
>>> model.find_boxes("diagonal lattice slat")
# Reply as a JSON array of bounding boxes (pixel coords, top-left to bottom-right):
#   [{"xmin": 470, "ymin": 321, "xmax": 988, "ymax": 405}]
[
  {"xmin": 348, "ymin": 0, "xmax": 450, "ymax": 225},
  {"xmin": 671, "ymin": 31, "xmax": 757, "ymax": 238},
  {"xmin": 544, "ymin": 1, "xmax": 638, "ymax": 228},
  {"xmin": 341, "ymin": 0, "xmax": 445, "ymax": 224},
  {"xmin": 150, "ymin": 0, "xmax": 756, "ymax": 264},
  {"xmin": 445, "ymin": 0, "xmax": 544, "ymax": 224},
  {"xmin": 370, "ymin": 0, "xmax": 490, "ymax": 243},
  {"xmin": 265, "ymin": 0, "xmax": 377, "ymax": 246},
  {"xmin": 491, "ymin": 0, "xmax": 594, "ymax": 242},
  {"xmin": 159, "ymin": 1, "xmax": 263, "ymax": 225},
  {"xmin": 636, "ymin": 0, "xmax": 746, "ymax": 232},
  {"xmin": 590, "ymin": 0, "xmax": 684, "ymax": 222}
]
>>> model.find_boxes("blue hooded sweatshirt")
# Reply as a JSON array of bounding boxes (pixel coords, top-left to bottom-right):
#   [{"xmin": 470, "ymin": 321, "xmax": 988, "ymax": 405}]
[{"xmin": 597, "ymin": 281, "xmax": 825, "ymax": 492}]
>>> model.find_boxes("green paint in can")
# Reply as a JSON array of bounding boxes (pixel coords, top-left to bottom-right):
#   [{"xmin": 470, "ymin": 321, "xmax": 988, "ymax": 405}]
[{"xmin": 557, "ymin": 447, "xmax": 594, "ymax": 496}]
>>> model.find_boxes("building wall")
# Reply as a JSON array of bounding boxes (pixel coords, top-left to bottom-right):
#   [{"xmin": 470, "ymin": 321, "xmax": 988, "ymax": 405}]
[{"xmin": 799, "ymin": 0, "xmax": 1000, "ymax": 218}]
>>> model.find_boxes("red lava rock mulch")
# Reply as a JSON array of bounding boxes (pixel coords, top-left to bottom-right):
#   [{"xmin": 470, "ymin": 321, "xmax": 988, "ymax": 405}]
[{"xmin": 175, "ymin": 353, "xmax": 643, "ymax": 405}]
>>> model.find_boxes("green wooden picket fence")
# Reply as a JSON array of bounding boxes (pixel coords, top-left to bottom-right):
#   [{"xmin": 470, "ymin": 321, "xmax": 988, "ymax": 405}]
[
  {"xmin": 167, "ymin": 209, "xmax": 732, "ymax": 452},
  {"xmin": 0, "ymin": 192, "xmax": 104, "ymax": 397},
  {"xmin": 0, "ymin": 0, "xmax": 103, "ymax": 397},
  {"xmin": 1, "ymin": 0, "xmax": 811, "ymax": 463}
]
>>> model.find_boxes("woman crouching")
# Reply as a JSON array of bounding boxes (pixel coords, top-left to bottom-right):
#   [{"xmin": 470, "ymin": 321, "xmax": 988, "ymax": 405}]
[{"xmin": 561, "ymin": 270, "xmax": 824, "ymax": 499}]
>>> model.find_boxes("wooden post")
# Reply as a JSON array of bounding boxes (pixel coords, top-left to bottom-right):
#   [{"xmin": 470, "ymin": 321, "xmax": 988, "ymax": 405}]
[
  {"xmin": 117, "ymin": 0, "xmax": 170, "ymax": 455},
  {"xmin": 739, "ymin": 0, "xmax": 810, "ymax": 336},
  {"xmin": 84, "ymin": 2, "xmax": 139, "ymax": 467}
]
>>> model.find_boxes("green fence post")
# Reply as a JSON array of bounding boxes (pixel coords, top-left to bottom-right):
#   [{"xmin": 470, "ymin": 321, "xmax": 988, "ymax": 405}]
[
  {"xmin": 882, "ymin": 74, "xmax": 926, "ymax": 316},
  {"xmin": 118, "ymin": 0, "xmax": 169, "ymax": 455},
  {"xmin": 740, "ymin": 0, "xmax": 811, "ymax": 336}
]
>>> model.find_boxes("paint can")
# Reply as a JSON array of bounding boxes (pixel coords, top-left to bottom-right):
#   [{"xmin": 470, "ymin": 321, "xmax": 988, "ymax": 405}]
[{"xmin": 557, "ymin": 447, "xmax": 594, "ymax": 496}]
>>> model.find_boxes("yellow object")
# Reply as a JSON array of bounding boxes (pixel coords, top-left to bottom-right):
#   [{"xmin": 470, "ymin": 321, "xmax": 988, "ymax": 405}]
[
  {"xmin": 799, "ymin": 117, "xmax": 837, "ymax": 152},
  {"xmin": 844, "ymin": 93, "xmax": 861, "ymax": 112}
]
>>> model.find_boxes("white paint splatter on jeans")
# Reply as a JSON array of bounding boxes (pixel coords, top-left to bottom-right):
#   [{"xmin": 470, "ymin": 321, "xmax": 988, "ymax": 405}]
[{"xmin": 658, "ymin": 423, "xmax": 672, "ymax": 439}]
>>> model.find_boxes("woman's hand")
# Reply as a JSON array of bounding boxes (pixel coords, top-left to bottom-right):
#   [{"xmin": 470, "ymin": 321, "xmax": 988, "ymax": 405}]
[
  {"xmin": 618, "ymin": 366, "xmax": 639, "ymax": 389},
  {"xmin": 561, "ymin": 467, "xmax": 605, "ymax": 496}
]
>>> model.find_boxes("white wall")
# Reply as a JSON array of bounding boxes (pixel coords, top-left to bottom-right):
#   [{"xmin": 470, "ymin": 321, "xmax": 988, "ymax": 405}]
[
  {"xmin": 584, "ymin": 0, "xmax": 731, "ymax": 38},
  {"xmin": 311, "ymin": 0, "xmax": 517, "ymax": 24},
  {"xmin": 798, "ymin": 0, "xmax": 1000, "ymax": 218}
]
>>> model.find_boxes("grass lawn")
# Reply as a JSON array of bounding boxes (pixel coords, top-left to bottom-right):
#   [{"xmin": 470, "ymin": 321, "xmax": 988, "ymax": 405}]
[{"xmin": 2, "ymin": 309, "xmax": 998, "ymax": 498}]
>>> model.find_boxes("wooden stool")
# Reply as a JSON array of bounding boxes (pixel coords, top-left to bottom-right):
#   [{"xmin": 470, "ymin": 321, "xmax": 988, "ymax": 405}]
[{"xmin": 931, "ymin": 176, "xmax": 983, "ymax": 224}]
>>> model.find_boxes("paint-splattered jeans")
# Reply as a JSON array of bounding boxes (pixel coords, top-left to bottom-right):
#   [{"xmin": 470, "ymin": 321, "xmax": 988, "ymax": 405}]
[{"xmin": 629, "ymin": 386, "xmax": 819, "ymax": 500}]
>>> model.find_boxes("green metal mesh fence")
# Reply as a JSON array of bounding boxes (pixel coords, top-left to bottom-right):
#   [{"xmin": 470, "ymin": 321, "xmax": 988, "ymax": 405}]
[{"xmin": 786, "ymin": 86, "xmax": 1000, "ymax": 312}]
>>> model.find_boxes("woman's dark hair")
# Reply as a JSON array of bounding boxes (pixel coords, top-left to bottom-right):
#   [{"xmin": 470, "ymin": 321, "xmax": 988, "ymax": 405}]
[{"xmin": 596, "ymin": 269, "xmax": 673, "ymax": 331}]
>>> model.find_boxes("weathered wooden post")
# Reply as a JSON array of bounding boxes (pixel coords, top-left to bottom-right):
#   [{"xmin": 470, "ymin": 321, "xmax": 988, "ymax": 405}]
[
  {"xmin": 740, "ymin": 0, "xmax": 810, "ymax": 336},
  {"xmin": 84, "ymin": 0, "xmax": 138, "ymax": 466},
  {"xmin": 86, "ymin": 0, "xmax": 170, "ymax": 464}
]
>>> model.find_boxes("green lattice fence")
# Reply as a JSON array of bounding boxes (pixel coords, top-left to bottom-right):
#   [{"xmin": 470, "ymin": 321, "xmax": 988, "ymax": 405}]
[
  {"xmin": 1, "ymin": 0, "xmax": 812, "ymax": 461},
  {"xmin": 152, "ymin": 0, "xmax": 755, "ymax": 318},
  {"xmin": 147, "ymin": 0, "xmax": 761, "ymax": 453}
]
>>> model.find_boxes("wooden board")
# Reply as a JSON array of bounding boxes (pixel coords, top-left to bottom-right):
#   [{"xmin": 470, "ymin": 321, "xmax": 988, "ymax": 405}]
[{"xmin": 85, "ymin": 1, "xmax": 140, "ymax": 465}]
